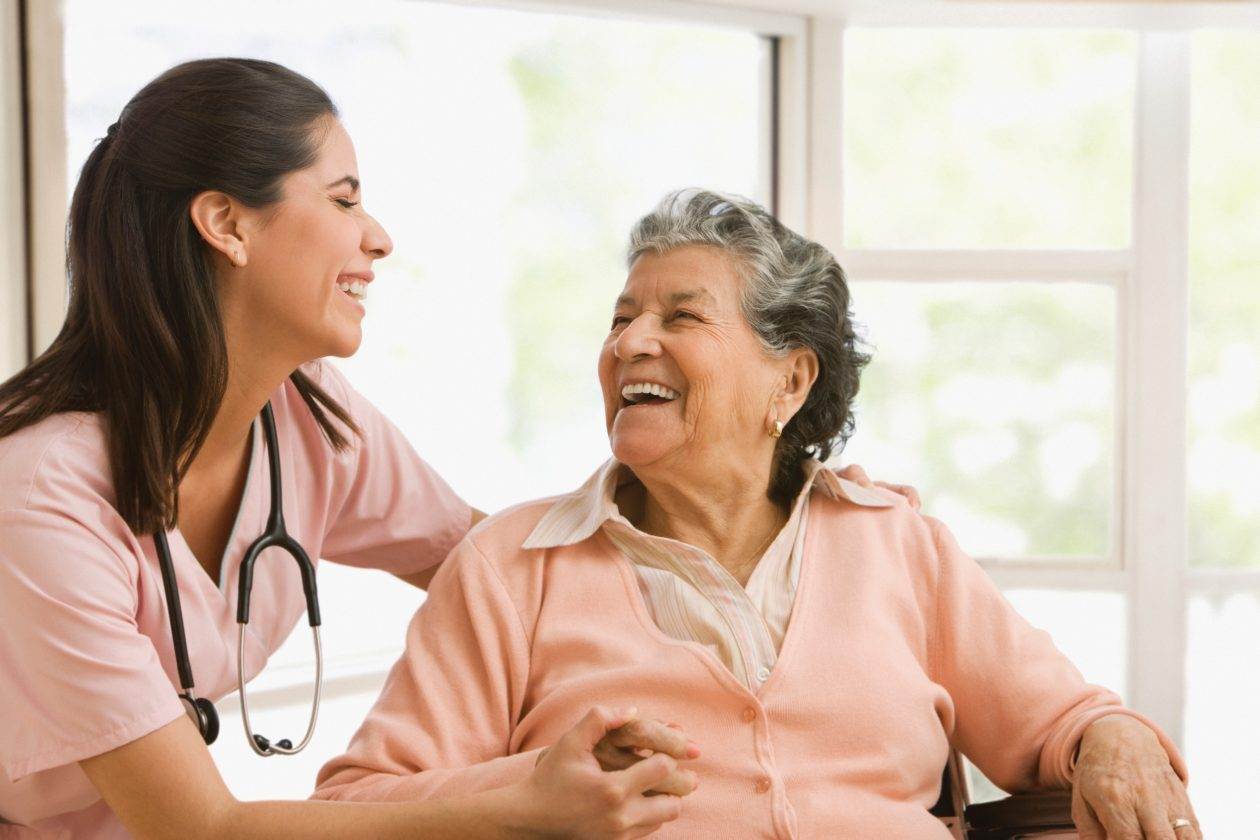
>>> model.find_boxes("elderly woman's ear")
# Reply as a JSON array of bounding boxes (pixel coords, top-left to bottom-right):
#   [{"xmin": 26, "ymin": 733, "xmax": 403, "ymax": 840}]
[{"xmin": 766, "ymin": 348, "xmax": 820, "ymax": 435}]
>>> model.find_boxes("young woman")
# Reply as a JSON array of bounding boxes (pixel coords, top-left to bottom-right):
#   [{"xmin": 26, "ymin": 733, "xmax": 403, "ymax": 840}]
[{"xmin": 0, "ymin": 58, "xmax": 700, "ymax": 839}]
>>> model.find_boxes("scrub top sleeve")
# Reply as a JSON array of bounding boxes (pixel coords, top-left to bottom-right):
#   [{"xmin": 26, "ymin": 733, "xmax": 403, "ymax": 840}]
[
  {"xmin": 0, "ymin": 509, "xmax": 184, "ymax": 781},
  {"xmin": 314, "ymin": 363, "xmax": 473, "ymax": 576}
]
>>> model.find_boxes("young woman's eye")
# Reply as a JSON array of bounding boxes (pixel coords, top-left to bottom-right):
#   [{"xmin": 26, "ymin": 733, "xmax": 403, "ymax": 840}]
[{"xmin": 334, "ymin": 198, "xmax": 359, "ymax": 209}]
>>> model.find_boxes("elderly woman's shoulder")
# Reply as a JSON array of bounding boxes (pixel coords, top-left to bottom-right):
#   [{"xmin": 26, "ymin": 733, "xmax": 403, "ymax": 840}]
[
  {"xmin": 461, "ymin": 493, "xmax": 576, "ymax": 562},
  {"xmin": 812, "ymin": 471, "xmax": 949, "ymax": 547},
  {"xmin": 431, "ymin": 494, "xmax": 583, "ymax": 620}
]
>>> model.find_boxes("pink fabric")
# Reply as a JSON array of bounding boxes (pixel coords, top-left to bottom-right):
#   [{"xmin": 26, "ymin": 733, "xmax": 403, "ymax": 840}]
[
  {"xmin": 314, "ymin": 486, "xmax": 1188, "ymax": 839},
  {"xmin": 0, "ymin": 361, "xmax": 471, "ymax": 836}
]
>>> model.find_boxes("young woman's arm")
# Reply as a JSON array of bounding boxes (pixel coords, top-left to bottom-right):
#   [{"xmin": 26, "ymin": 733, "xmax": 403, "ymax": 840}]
[
  {"xmin": 82, "ymin": 707, "xmax": 683, "ymax": 840},
  {"xmin": 395, "ymin": 508, "xmax": 488, "ymax": 590}
]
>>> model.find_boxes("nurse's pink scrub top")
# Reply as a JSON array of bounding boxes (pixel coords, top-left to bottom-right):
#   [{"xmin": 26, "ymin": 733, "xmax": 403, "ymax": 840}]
[{"xmin": 0, "ymin": 361, "xmax": 472, "ymax": 838}]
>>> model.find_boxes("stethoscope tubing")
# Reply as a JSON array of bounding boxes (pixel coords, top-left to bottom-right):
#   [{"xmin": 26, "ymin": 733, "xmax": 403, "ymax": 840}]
[{"xmin": 153, "ymin": 400, "xmax": 323, "ymax": 756}]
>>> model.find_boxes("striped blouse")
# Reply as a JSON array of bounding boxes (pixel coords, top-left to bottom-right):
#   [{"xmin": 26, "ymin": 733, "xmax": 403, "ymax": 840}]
[{"xmin": 521, "ymin": 459, "xmax": 894, "ymax": 690}]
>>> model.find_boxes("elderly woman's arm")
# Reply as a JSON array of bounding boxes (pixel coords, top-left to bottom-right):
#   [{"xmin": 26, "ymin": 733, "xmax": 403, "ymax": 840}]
[
  {"xmin": 313, "ymin": 535, "xmax": 545, "ymax": 801},
  {"xmin": 313, "ymin": 534, "xmax": 696, "ymax": 809},
  {"xmin": 923, "ymin": 516, "xmax": 1190, "ymax": 795}
]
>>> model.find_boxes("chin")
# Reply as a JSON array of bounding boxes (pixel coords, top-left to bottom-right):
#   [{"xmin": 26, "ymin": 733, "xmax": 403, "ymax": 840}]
[
  {"xmin": 609, "ymin": 430, "xmax": 676, "ymax": 468},
  {"xmin": 322, "ymin": 326, "xmax": 364, "ymax": 359}
]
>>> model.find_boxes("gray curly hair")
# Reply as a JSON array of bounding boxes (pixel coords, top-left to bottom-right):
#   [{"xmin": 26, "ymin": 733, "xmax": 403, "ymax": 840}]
[{"xmin": 627, "ymin": 188, "xmax": 870, "ymax": 507}]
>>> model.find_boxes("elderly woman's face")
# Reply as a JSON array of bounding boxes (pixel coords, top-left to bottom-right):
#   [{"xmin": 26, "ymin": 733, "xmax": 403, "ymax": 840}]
[{"xmin": 599, "ymin": 245, "xmax": 787, "ymax": 470}]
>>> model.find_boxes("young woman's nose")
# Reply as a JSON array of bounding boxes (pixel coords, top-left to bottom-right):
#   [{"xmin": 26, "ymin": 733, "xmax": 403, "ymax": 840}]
[
  {"xmin": 362, "ymin": 212, "xmax": 393, "ymax": 259},
  {"xmin": 614, "ymin": 314, "xmax": 662, "ymax": 363}
]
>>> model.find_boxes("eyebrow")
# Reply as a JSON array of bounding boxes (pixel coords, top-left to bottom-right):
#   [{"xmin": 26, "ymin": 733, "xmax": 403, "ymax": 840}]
[
  {"xmin": 325, "ymin": 175, "xmax": 360, "ymax": 192},
  {"xmin": 615, "ymin": 288, "xmax": 716, "ymax": 309}
]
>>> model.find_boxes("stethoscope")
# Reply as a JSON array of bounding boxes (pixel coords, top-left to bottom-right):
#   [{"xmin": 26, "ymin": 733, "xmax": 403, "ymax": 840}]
[{"xmin": 152, "ymin": 401, "xmax": 323, "ymax": 757}]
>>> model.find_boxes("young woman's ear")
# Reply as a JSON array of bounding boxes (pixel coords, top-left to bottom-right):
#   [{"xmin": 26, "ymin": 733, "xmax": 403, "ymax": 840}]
[{"xmin": 189, "ymin": 191, "xmax": 247, "ymax": 268}]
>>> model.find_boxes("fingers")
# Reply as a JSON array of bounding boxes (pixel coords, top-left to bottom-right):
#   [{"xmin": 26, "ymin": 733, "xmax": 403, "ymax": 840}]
[
  {"xmin": 875, "ymin": 481, "xmax": 921, "ymax": 510},
  {"xmin": 1136, "ymin": 801, "xmax": 1177, "ymax": 840},
  {"xmin": 1090, "ymin": 798, "xmax": 1145, "ymax": 840},
  {"xmin": 616, "ymin": 752, "xmax": 681, "ymax": 797},
  {"xmin": 1071, "ymin": 789, "xmax": 1107, "ymax": 840},
  {"xmin": 563, "ymin": 706, "xmax": 638, "ymax": 755},
  {"xmin": 1164, "ymin": 769, "xmax": 1203, "ymax": 840},
  {"xmin": 642, "ymin": 767, "xmax": 698, "ymax": 798},
  {"xmin": 624, "ymin": 793, "xmax": 684, "ymax": 835},
  {"xmin": 835, "ymin": 463, "xmax": 872, "ymax": 487},
  {"xmin": 606, "ymin": 719, "xmax": 700, "ymax": 761},
  {"xmin": 1170, "ymin": 817, "xmax": 1204, "ymax": 840}
]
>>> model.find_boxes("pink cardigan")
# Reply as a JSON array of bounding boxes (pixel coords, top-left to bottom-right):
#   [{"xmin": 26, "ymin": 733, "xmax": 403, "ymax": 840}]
[{"xmin": 313, "ymin": 487, "xmax": 1187, "ymax": 839}]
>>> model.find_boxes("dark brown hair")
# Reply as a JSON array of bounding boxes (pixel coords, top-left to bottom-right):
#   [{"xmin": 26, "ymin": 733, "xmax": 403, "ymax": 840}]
[{"xmin": 0, "ymin": 58, "xmax": 359, "ymax": 534}]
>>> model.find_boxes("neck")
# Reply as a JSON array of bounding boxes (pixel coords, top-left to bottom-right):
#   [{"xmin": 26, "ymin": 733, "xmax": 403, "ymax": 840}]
[
  {"xmin": 186, "ymin": 310, "xmax": 303, "ymax": 481},
  {"xmin": 630, "ymin": 457, "xmax": 788, "ymax": 580}
]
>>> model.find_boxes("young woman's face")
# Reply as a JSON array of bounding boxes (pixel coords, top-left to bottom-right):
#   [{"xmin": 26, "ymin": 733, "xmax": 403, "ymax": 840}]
[{"xmin": 226, "ymin": 117, "xmax": 393, "ymax": 363}]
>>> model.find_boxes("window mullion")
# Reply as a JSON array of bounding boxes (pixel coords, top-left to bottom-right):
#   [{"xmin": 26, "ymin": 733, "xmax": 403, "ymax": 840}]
[
  {"xmin": 1125, "ymin": 30, "xmax": 1192, "ymax": 745},
  {"xmin": 838, "ymin": 248, "xmax": 1130, "ymax": 284},
  {"xmin": 803, "ymin": 16, "xmax": 844, "ymax": 253},
  {"xmin": 22, "ymin": 0, "xmax": 66, "ymax": 360},
  {"xmin": 1, "ymin": 0, "xmax": 26, "ymax": 377}
]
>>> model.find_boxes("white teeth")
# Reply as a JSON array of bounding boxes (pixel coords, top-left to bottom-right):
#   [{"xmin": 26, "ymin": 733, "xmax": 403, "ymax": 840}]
[
  {"xmin": 620, "ymin": 382, "xmax": 680, "ymax": 402},
  {"xmin": 337, "ymin": 280, "xmax": 367, "ymax": 301}
]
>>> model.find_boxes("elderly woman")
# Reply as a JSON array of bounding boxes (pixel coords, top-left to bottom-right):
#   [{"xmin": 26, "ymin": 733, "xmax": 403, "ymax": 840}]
[{"xmin": 314, "ymin": 191, "xmax": 1197, "ymax": 838}]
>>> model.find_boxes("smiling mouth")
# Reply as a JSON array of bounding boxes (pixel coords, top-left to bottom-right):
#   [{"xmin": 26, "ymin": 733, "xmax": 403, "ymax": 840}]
[
  {"xmin": 337, "ymin": 279, "xmax": 368, "ymax": 301},
  {"xmin": 620, "ymin": 383, "xmax": 681, "ymax": 409}
]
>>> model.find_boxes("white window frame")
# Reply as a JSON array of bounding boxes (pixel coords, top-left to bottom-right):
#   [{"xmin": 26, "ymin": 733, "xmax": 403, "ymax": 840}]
[
  {"xmin": 798, "ymin": 0, "xmax": 1260, "ymax": 753},
  {"xmin": 0, "ymin": 0, "xmax": 27, "ymax": 381},
  {"xmin": 12, "ymin": 0, "xmax": 1260, "ymax": 756}
]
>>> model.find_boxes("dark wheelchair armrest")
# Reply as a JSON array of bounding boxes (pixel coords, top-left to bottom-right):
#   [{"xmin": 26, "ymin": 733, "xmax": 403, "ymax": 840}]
[{"xmin": 962, "ymin": 789, "xmax": 1076, "ymax": 839}]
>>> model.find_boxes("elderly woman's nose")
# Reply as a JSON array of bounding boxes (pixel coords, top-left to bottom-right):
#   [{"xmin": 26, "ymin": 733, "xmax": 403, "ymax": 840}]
[{"xmin": 614, "ymin": 315, "xmax": 662, "ymax": 361}]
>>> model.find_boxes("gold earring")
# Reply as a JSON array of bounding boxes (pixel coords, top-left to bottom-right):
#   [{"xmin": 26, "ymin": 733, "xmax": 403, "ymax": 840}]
[{"xmin": 770, "ymin": 419, "xmax": 784, "ymax": 439}]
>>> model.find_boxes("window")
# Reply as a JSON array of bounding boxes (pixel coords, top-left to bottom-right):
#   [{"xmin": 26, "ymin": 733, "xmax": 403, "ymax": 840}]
[
  {"xmin": 846, "ymin": 280, "xmax": 1116, "ymax": 559},
  {"xmin": 842, "ymin": 29, "xmax": 1135, "ymax": 250},
  {"xmin": 1187, "ymin": 31, "xmax": 1260, "ymax": 571},
  {"xmin": 1183, "ymin": 30, "xmax": 1260, "ymax": 831},
  {"xmin": 12, "ymin": 2, "xmax": 1254, "ymax": 833},
  {"xmin": 61, "ymin": 0, "xmax": 775, "ymax": 797}
]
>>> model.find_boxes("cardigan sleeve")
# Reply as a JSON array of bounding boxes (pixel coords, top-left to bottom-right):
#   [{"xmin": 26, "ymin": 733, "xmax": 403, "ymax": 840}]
[
  {"xmin": 311, "ymin": 534, "xmax": 540, "ymax": 801},
  {"xmin": 924, "ymin": 516, "xmax": 1189, "ymax": 792}
]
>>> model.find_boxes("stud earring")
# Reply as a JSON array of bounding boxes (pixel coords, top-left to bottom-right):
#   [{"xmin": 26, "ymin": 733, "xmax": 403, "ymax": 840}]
[{"xmin": 769, "ymin": 418, "xmax": 784, "ymax": 439}]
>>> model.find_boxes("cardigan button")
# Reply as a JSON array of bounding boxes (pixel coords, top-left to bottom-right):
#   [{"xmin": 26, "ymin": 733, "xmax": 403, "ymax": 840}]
[
  {"xmin": 742, "ymin": 707, "xmax": 757, "ymax": 723},
  {"xmin": 754, "ymin": 776, "xmax": 771, "ymax": 794}
]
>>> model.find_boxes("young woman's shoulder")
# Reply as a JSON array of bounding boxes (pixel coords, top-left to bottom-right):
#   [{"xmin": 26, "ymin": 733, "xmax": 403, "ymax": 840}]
[{"xmin": 0, "ymin": 410, "xmax": 116, "ymax": 516}]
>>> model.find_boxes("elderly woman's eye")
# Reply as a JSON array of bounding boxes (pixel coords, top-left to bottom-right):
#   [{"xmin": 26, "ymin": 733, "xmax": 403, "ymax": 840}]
[
  {"xmin": 672, "ymin": 310, "xmax": 699, "ymax": 321},
  {"xmin": 610, "ymin": 315, "xmax": 631, "ymax": 329}
]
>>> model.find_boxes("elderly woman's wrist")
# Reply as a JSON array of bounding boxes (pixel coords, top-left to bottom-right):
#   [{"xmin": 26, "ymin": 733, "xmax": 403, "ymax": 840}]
[
  {"xmin": 1074, "ymin": 711, "xmax": 1171, "ymax": 776},
  {"xmin": 1081, "ymin": 712, "xmax": 1158, "ymax": 744}
]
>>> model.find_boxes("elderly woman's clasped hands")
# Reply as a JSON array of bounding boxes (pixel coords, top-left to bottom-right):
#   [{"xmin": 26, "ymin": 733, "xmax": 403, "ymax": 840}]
[{"xmin": 520, "ymin": 707, "xmax": 699, "ymax": 839}]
